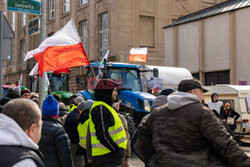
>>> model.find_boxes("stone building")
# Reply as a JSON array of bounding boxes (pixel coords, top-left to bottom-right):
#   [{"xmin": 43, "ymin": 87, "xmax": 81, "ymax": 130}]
[
  {"xmin": 0, "ymin": 0, "xmax": 225, "ymax": 92},
  {"xmin": 164, "ymin": 0, "xmax": 250, "ymax": 86}
]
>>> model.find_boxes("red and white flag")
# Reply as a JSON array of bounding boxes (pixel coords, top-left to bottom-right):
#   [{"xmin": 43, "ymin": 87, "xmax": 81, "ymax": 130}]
[
  {"xmin": 128, "ymin": 48, "xmax": 147, "ymax": 62},
  {"xmin": 25, "ymin": 19, "xmax": 90, "ymax": 76}
]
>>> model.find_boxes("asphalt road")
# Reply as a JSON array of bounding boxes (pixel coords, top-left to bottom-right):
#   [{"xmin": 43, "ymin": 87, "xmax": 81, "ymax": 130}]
[
  {"xmin": 130, "ymin": 147, "xmax": 250, "ymax": 167},
  {"xmin": 130, "ymin": 152, "xmax": 144, "ymax": 167}
]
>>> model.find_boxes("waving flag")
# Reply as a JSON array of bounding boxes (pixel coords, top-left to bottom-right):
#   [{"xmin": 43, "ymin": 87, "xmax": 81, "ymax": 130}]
[
  {"xmin": 128, "ymin": 48, "xmax": 147, "ymax": 62},
  {"xmin": 25, "ymin": 19, "xmax": 90, "ymax": 76},
  {"xmin": 98, "ymin": 50, "xmax": 109, "ymax": 74}
]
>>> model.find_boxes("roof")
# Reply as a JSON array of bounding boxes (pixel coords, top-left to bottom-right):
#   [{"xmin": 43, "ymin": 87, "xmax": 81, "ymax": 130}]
[
  {"xmin": 164, "ymin": 0, "xmax": 250, "ymax": 28},
  {"xmin": 85, "ymin": 62, "xmax": 142, "ymax": 69},
  {"xmin": 204, "ymin": 85, "xmax": 250, "ymax": 97}
]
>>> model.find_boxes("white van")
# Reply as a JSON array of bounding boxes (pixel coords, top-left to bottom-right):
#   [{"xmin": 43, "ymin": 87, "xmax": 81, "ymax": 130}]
[{"xmin": 204, "ymin": 85, "xmax": 250, "ymax": 145}]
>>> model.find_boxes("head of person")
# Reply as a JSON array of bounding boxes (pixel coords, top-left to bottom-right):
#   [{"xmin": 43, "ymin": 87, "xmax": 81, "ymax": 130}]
[
  {"xmin": 178, "ymin": 79, "xmax": 208, "ymax": 102},
  {"xmin": 77, "ymin": 101, "xmax": 86, "ymax": 113},
  {"xmin": 42, "ymin": 95, "xmax": 59, "ymax": 117},
  {"xmin": 53, "ymin": 94, "xmax": 61, "ymax": 103},
  {"xmin": 21, "ymin": 88, "xmax": 31, "ymax": 99},
  {"xmin": 160, "ymin": 88, "xmax": 175, "ymax": 96},
  {"xmin": 59, "ymin": 102, "xmax": 66, "ymax": 110},
  {"xmin": 6, "ymin": 87, "xmax": 20, "ymax": 99},
  {"xmin": 2, "ymin": 98, "xmax": 42, "ymax": 144},
  {"xmin": 84, "ymin": 99, "xmax": 94, "ymax": 111},
  {"xmin": 211, "ymin": 93, "xmax": 219, "ymax": 103},
  {"xmin": 69, "ymin": 95, "xmax": 78, "ymax": 104},
  {"xmin": 75, "ymin": 96, "xmax": 84, "ymax": 105},
  {"xmin": 225, "ymin": 103, "xmax": 231, "ymax": 110},
  {"xmin": 95, "ymin": 79, "xmax": 119, "ymax": 106}
]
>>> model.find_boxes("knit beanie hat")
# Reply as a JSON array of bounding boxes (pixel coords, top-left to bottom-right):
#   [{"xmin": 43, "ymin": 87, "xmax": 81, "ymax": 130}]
[
  {"xmin": 42, "ymin": 95, "xmax": 59, "ymax": 116},
  {"xmin": 77, "ymin": 101, "xmax": 86, "ymax": 111},
  {"xmin": 75, "ymin": 96, "xmax": 84, "ymax": 104},
  {"xmin": 84, "ymin": 100, "xmax": 94, "ymax": 110},
  {"xmin": 21, "ymin": 87, "xmax": 31, "ymax": 96}
]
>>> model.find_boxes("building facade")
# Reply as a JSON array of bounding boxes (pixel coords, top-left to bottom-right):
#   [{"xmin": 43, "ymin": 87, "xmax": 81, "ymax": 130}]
[
  {"xmin": 164, "ymin": 0, "xmax": 250, "ymax": 86},
  {"xmin": 0, "ymin": 0, "xmax": 225, "ymax": 92}
]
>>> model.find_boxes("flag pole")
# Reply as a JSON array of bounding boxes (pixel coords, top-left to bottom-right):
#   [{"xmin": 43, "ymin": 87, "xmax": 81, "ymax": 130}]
[{"xmin": 39, "ymin": 0, "xmax": 47, "ymax": 103}]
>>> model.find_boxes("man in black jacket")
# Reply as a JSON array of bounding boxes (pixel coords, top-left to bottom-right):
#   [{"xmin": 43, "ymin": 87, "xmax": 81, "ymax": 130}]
[
  {"xmin": 0, "ymin": 98, "xmax": 44, "ymax": 167},
  {"xmin": 38, "ymin": 95, "xmax": 73, "ymax": 167},
  {"xmin": 65, "ymin": 100, "xmax": 86, "ymax": 167},
  {"xmin": 88, "ymin": 79, "xmax": 127, "ymax": 167}
]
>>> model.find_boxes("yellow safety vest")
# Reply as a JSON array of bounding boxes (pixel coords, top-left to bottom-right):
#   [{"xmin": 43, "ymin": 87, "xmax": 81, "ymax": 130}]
[
  {"xmin": 77, "ymin": 119, "xmax": 89, "ymax": 149},
  {"xmin": 89, "ymin": 101, "xmax": 127, "ymax": 156},
  {"xmin": 68, "ymin": 104, "xmax": 77, "ymax": 113}
]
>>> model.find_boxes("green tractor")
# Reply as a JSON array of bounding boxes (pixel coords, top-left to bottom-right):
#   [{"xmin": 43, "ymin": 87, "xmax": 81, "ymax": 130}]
[{"xmin": 31, "ymin": 71, "xmax": 73, "ymax": 104}]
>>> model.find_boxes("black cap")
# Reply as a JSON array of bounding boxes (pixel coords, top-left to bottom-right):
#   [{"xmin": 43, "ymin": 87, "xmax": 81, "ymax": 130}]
[{"xmin": 178, "ymin": 79, "xmax": 208, "ymax": 93}]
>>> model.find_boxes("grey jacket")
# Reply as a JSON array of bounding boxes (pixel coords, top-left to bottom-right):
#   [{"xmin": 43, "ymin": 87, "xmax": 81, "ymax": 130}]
[{"xmin": 137, "ymin": 91, "xmax": 250, "ymax": 167}]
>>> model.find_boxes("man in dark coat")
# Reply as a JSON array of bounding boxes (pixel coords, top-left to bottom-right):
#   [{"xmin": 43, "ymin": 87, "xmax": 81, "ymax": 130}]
[
  {"xmin": 137, "ymin": 79, "xmax": 250, "ymax": 167},
  {"xmin": 65, "ymin": 100, "xmax": 86, "ymax": 167},
  {"xmin": 38, "ymin": 95, "xmax": 73, "ymax": 167}
]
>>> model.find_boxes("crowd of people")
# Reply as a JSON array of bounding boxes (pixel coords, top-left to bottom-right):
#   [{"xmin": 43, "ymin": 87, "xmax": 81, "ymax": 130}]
[{"xmin": 0, "ymin": 78, "xmax": 249, "ymax": 167}]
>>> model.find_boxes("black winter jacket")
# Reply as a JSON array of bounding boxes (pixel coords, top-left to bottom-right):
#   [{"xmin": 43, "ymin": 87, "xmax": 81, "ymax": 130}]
[
  {"xmin": 64, "ymin": 108, "xmax": 80, "ymax": 145},
  {"xmin": 38, "ymin": 116, "xmax": 73, "ymax": 167}
]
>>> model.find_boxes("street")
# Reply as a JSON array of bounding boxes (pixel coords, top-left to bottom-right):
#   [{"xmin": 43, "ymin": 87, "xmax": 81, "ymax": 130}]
[{"xmin": 130, "ymin": 147, "xmax": 250, "ymax": 167}]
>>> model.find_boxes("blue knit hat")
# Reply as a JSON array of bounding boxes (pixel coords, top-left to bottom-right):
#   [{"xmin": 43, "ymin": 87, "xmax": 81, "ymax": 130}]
[{"xmin": 42, "ymin": 95, "xmax": 59, "ymax": 116}]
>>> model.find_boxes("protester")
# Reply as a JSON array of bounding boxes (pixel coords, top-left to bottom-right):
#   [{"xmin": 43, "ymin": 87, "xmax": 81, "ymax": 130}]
[
  {"xmin": 207, "ymin": 92, "xmax": 224, "ymax": 116},
  {"xmin": 113, "ymin": 101, "xmax": 131, "ymax": 167},
  {"xmin": 137, "ymin": 79, "xmax": 250, "ymax": 166},
  {"xmin": 68, "ymin": 94, "xmax": 78, "ymax": 112},
  {"xmin": 0, "ymin": 96, "xmax": 11, "ymax": 113},
  {"xmin": 59, "ymin": 102, "xmax": 68, "ymax": 117},
  {"xmin": 65, "ymin": 100, "xmax": 86, "ymax": 167},
  {"xmin": 78, "ymin": 99, "xmax": 94, "ymax": 167},
  {"xmin": 21, "ymin": 87, "xmax": 31, "ymax": 99},
  {"xmin": 0, "ymin": 98, "xmax": 44, "ymax": 167},
  {"xmin": 38, "ymin": 95, "xmax": 73, "ymax": 167},
  {"xmin": 150, "ymin": 88, "xmax": 175, "ymax": 112},
  {"xmin": 87, "ymin": 79, "xmax": 127, "ymax": 167},
  {"xmin": 5, "ymin": 87, "xmax": 20, "ymax": 99},
  {"xmin": 221, "ymin": 103, "xmax": 240, "ymax": 131}
]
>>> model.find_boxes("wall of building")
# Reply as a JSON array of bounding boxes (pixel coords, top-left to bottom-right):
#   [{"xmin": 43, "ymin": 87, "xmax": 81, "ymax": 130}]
[
  {"xmin": 178, "ymin": 22, "xmax": 200, "ymax": 73},
  {"xmin": 235, "ymin": 8, "xmax": 250, "ymax": 85},
  {"xmin": 164, "ymin": 5, "xmax": 250, "ymax": 85}
]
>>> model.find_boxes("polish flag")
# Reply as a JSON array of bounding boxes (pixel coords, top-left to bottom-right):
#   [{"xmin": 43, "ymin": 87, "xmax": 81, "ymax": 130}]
[
  {"xmin": 25, "ymin": 19, "xmax": 90, "ymax": 76},
  {"xmin": 128, "ymin": 48, "xmax": 147, "ymax": 62}
]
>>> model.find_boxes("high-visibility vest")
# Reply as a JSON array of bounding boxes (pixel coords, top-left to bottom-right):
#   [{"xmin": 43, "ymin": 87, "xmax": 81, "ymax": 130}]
[
  {"xmin": 77, "ymin": 119, "xmax": 89, "ymax": 149},
  {"xmin": 89, "ymin": 101, "xmax": 127, "ymax": 156},
  {"xmin": 68, "ymin": 104, "xmax": 77, "ymax": 113}
]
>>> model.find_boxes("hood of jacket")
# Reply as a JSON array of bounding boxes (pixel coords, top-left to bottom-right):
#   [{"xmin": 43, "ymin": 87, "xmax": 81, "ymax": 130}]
[
  {"xmin": 0, "ymin": 113, "xmax": 39, "ymax": 150},
  {"xmin": 167, "ymin": 91, "xmax": 200, "ymax": 110}
]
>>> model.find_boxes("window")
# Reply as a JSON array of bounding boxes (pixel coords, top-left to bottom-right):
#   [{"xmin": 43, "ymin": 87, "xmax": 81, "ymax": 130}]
[
  {"xmin": 98, "ymin": 12, "xmax": 109, "ymax": 58},
  {"xmin": 49, "ymin": 0, "xmax": 55, "ymax": 20},
  {"xmin": 79, "ymin": 20, "xmax": 88, "ymax": 54},
  {"xmin": 11, "ymin": 12, "xmax": 15, "ymax": 31},
  {"xmin": 21, "ymin": 14, "xmax": 26, "ymax": 27},
  {"xmin": 20, "ymin": 39, "xmax": 26, "ymax": 63},
  {"xmin": 80, "ymin": 0, "xmax": 87, "ymax": 6},
  {"xmin": 63, "ymin": 0, "xmax": 70, "ymax": 13},
  {"xmin": 205, "ymin": 70, "xmax": 230, "ymax": 86}
]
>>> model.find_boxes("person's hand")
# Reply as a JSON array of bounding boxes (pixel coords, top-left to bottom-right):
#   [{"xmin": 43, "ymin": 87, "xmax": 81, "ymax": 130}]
[
  {"xmin": 87, "ymin": 159, "xmax": 92, "ymax": 164},
  {"xmin": 123, "ymin": 158, "xmax": 130, "ymax": 167}
]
